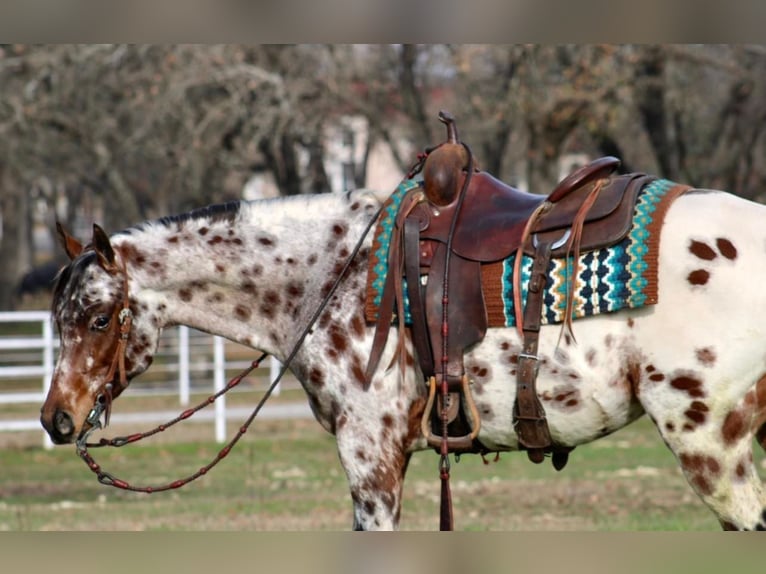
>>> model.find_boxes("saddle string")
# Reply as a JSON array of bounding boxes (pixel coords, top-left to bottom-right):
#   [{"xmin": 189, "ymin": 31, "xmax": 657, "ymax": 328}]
[
  {"xmin": 76, "ymin": 196, "xmax": 387, "ymax": 492},
  {"xmin": 511, "ymin": 177, "xmax": 607, "ymax": 346},
  {"xmin": 559, "ymin": 177, "xmax": 606, "ymax": 345}
]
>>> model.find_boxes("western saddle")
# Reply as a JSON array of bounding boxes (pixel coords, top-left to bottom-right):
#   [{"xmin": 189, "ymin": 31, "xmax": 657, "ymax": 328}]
[{"xmin": 366, "ymin": 111, "xmax": 655, "ymax": 469}]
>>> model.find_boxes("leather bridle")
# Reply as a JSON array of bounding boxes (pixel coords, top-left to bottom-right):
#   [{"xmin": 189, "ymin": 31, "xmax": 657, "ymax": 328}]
[{"xmin": 90, "ymin": 256, "xmax": 133, "ymax": 430}]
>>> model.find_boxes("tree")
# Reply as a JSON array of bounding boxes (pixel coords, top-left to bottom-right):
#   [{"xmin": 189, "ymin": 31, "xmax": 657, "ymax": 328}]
[{"xmin": 3, "ymin": 44, "xmax": 766, "ymax": 311}]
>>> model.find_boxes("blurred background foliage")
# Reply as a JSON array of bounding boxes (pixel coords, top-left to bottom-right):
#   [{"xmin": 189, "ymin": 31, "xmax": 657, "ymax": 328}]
[{"xmin": 2, "ymin": 44, "xmax": 766, "ymax": 309}]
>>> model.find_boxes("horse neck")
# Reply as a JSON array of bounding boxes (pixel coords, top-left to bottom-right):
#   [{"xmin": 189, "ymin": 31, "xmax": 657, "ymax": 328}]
[{"xmin": 112, "ymin": 193, "xmax": 378, "ymax": 356}]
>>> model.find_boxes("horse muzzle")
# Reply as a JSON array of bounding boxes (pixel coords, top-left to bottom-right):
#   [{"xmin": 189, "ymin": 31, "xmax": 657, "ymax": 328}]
[{"xmin": 40, "ymin": 408, "xmax": 76, "ymax": 444}]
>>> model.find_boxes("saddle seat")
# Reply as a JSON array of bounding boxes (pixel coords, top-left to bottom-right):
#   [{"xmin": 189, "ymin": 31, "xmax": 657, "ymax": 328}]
[{"xmin": 410, "ymin": 157, "xmax": 651, "ymax": 264}]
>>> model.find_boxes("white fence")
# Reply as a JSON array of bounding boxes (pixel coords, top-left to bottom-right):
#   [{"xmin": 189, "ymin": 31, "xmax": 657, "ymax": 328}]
[{"xmin": 0, "ymin": 311, "xmax": 303, "ymax": 449}]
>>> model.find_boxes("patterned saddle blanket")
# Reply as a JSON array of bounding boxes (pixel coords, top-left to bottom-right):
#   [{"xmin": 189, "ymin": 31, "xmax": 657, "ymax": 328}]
[{"xmin": 365, "ymin": 177, "xmax": 688, "ymax": 327}]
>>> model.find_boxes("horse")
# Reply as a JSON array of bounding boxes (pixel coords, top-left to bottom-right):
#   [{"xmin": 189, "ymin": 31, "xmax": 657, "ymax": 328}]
[{"xmin": 40, "ymin": 185, "xmax": 766, "ymax": 531}]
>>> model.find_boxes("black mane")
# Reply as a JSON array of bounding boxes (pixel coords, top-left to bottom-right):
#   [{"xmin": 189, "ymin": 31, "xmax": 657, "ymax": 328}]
[{"xmin": 122, "ymin": 200, "xmax": 243, "ymax": 235}]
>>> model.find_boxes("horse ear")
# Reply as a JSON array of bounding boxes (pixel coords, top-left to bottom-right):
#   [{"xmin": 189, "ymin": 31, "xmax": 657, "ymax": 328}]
[
  {"xmin": 92, "ymin": 224, "xmax": 117, "ymax": 271},
  {"xmin": 56, "ymin": 222, "xmax": 84, "ymax": 260}
]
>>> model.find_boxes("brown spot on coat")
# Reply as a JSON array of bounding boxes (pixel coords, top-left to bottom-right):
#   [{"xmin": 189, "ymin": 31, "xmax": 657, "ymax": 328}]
[
  {"xmin": 689, "ymin": 240, "xmax": 717, "ymax": 261},
  {"xmin": 329, "ymin": 323, "xmax": 349, "ymax": 353},
  {"xmin": 263, "ymin": 290, "xmax": 281, "ymax": 309},
  {"xmin": 235, "ymin": 304, "xmax": 251, "ymax": 321},
  {"xmin": 309, "ymin": 367, "xmax": 325, "ymax": 388},
  {"xmin": 696, "ymin": 347, "xmax": 716, "ymax": 367},
  {"xmin": 722, "ymin": 409, "xmax": 747, "ymax": 445},
  {"xmin": 548, "ymin": 386, "xmax": 581, "ymax": 411},
  {"xmin": 241, "ymin": 280, "xmax": 258, "ymax": 296},
  {"xmin": 688, "ymin": 269, "xmax": 710, "ymax": 286},
  {"xmin": 716, "ymin": 238, "xmax": 737, "ymax": 260},
  {"xmin": 679, "ymin": 453, "xmax": 721, "ymax": 496},
  {"xmin": 286, "ymin": 281, "xmax": 305, "ymax": 299},
  {"xmin": 478, "ymin": 403, "xmax": 494, "ymax": 421},
  {"xmin": 332, "ymin": 222, "xmax": 348, "ymax": 238},
  {"xmin": 349, "ymin": 314, "xmax": 365, "ymax": 338},
  {"xmin": 179, "ymin": 288, "xmax": 193, "ymax": 302},
  {"xmin": 466, "ymin": 361, "xmax": 492, "ymax": 382},
  {"xmin": 670, "ymin": 375, "xmax": 705, "ymax": 398},
  {"xmin": 684, "ymin": 401, "xmax": 709, "ymax": 426},
  {"xmin": 349, "ymin": 355, "xmax": 366, "ymax": 387}
]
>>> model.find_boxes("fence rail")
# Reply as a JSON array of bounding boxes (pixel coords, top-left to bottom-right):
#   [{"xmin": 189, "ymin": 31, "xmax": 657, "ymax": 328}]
[{"xmin": 0, "ymin": 311, "xmax": 301, "ymax": 448}]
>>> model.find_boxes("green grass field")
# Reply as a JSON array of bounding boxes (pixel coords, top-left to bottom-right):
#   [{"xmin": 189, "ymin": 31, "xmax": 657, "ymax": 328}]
[{"xmin": 2, "ymin": 405, "xmax": 763, "ymax": 531}]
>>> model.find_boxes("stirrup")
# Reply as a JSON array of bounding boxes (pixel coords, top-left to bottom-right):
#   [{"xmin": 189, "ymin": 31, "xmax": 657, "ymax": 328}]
[{"xmin": 420, "ymin": 375, "xmax": 481, "ymax": 451}]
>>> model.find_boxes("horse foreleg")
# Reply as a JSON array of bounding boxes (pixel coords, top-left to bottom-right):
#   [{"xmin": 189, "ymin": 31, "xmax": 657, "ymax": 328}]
[{"xmin": 335, "ymin": 422, "xmax": 411, "ymax": 531}]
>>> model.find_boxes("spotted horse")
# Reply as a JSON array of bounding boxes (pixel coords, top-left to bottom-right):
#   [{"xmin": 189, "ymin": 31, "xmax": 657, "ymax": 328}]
[{"xmin": 41, "ymin": 160, "xmax": 766, "ymax": 531}]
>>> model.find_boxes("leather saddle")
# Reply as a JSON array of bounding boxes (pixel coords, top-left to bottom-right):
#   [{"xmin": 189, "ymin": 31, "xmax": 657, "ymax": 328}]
[{"xmin": 366, "ymin": 111, "xmax": 653, "ymax": 467}]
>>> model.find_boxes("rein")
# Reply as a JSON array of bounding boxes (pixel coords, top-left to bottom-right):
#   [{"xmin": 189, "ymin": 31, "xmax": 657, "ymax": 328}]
[
  {"xmin": 75, "ymin": 195, "xmax": 385, "ymax": 493},
  {"xmin": 436, "ymin": 143, "xmax": 474, "ymax": 531}
]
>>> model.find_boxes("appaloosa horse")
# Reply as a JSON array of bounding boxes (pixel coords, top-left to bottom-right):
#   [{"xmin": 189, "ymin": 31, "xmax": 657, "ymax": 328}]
[{"xmin": 41, "ymin": 187, "xmax": 766, "ymax": 530}]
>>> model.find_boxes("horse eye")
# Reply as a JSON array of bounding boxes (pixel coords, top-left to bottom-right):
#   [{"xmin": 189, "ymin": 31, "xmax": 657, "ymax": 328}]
[{"xmin": 90, "ymin": 315, "xmax": 111, "ymax": 331}]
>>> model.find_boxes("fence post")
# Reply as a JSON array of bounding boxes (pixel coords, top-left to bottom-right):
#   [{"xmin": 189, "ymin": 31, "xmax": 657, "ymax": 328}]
[
  {"xmin": 213, "ymin": 336, "xmax": 226, "ymax": 443},
  {"xmin": 41, "ymin": 315, "xmax": 54, "ymax": 450},
  {"xmin": 178, "ymin": 326, "xmax": 190, "ymax": 406}
]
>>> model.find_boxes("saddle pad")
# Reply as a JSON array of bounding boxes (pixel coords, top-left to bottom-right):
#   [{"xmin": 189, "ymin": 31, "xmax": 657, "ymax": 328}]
[
  {"xmin": 365, "ymin": 178, "xmax": 421, "ymax": 324},
  {"xmin": 365, "ymin": 178, "xmax": 689, "ymax": 327}
]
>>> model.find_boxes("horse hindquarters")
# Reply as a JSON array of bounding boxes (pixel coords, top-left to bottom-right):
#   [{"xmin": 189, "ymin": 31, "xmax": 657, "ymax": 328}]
[{"xmin": 635, "ymin": 191, "xmax": 766, "ymax": 530}]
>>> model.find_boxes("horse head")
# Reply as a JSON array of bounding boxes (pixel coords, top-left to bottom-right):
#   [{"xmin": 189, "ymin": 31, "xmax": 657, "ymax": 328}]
[{"xmin": 40, "ymin": 223, "xmax": 161, "ymax": 444}]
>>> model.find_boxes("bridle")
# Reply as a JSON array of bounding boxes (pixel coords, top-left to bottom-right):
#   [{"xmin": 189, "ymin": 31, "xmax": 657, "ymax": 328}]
[
  {"xmin": 90, "ymin": 257, "xmax": 133, "ymax": 429},
  {"xmin": 74, "ymin": 196, "xmax": 385, "ymax": 493}
]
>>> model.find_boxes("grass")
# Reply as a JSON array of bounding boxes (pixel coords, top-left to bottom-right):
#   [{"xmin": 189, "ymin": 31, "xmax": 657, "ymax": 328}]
[{"xmin": 1, "ymin": 412, "xmax": 763, "ymax": 531}]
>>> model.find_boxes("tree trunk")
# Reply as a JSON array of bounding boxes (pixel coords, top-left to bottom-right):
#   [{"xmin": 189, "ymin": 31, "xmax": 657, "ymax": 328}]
[
  {"xmin": 633, "ymin": 46, "xmax": 676, "ymax": 179},
  {"xmin": 399, "ymin": 45, "xmax": 433, "ymax": 149},
  {"xmin": 0, "ymin": 165, "xmax": 26, "ymax": 309}
]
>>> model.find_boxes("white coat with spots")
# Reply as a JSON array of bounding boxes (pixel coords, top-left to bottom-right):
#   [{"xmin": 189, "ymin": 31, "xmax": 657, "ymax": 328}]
[{"xmin": 41, "ymin": 188, "xmax": 766, "ymax": 530}]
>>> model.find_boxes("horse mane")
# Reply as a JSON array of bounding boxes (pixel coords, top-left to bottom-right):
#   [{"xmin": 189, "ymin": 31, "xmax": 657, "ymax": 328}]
[
  {"xmin": 118, "ymin": 190, "xmax": 386, "ymax": 238},
  {"xmin": 120, "ymin": 200, "xmax": 244, "ymax": 236}
]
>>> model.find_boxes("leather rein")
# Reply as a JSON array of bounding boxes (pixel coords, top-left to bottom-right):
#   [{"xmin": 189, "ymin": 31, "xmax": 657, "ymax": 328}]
[{"xmin": 75, "ymin": 197, "xmax": 385, "ymax": 493}]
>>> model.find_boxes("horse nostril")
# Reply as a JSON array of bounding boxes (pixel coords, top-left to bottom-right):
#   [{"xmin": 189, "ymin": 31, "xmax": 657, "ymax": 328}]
[{"xmin": 53, "ymin": 409, "xmax": 75, "ymax": 442}]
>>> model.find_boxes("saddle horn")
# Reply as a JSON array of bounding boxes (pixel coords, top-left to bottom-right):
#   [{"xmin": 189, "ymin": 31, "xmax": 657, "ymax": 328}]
[{"xmin": 422, "ymin": 110, "xmax": 470, "ymax": 207}]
